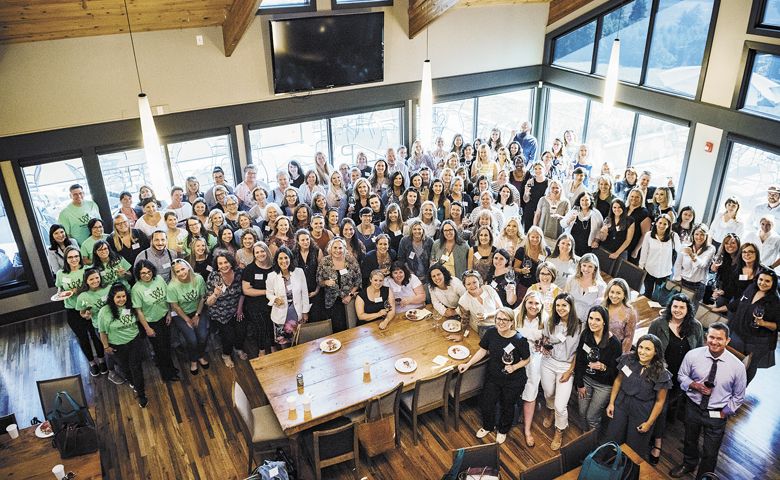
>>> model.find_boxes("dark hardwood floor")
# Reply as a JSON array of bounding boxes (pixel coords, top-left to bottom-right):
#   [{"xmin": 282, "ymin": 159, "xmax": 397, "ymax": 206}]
[{"xmin": 1, "ymin": 312, "xmax": 778, "ymax": 480}]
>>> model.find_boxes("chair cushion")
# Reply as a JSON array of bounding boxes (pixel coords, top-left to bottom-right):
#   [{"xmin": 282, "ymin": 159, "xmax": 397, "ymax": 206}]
[
  {"xmin": 400, "ymin": 391, "xmax": 414, "ymax": 412},
  {"xmin": 251, "ymin": 405, "xmax": 286, "ymax": 443}
]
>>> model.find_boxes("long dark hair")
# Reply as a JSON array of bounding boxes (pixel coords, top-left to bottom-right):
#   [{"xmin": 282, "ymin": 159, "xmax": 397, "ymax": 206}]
[
  {"xmin": 627, "ymin": 333, "xmax": 667, "ymax": 383},
  {"xmin": 486, "ymin": 248, "xmax": 511, "ymax": 282},
  {"xmin": 584, "ymin": 305, "xmax": 610, "ymax": 349},
  {"xmin": 428, "ymin": 264, "xmax": 453, "ymax": 289},
  {"xmin": 106, "ymin": 282, "xmax": 133, "ymax": 320},
  {"xmin": 650, "ymin": 214, "xmax": 673, "ymax": 242},
  {"xmin": 661, "ymin": 293, "xmax": 696, "ymax": 339},
  {"xmin": 549, "ymin": 292, "xmax": 581, "ymax": 338},
  {"xmin": 92, "ymin": 240, "xmax": 121, "ymax": 269},
  {"xmin": 273, "ymin": 246, "xmax": 298, "ymax": 274},
  {"xmin": 339, "ymin": 218, "xmax": 365, "ymax": 261},
  {"xmin": 78, "ymin": 267, "xmax": 103, "ymax": 294},
  {"xmin": 48, "ymin": 224, "xmax": 73, "ymax": 251}
]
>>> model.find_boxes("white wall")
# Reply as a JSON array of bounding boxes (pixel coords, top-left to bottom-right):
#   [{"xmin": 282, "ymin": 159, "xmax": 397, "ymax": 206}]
[{"xmin": 0, "ymin": 1, "xmax": 549, "ymax": 137}]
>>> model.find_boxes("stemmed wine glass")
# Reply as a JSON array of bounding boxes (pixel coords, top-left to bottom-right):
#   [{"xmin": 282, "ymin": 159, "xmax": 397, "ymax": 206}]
[
  {"xmin": 502, "ymin": 350, "xmax": 514, "ymax": 375},
  {"xmin": 542, "ymin": 336, "xmax": 554, "ymax": 357},
  {"xmin": 681, "ymin": 231, "xmax": 692, "ymax": 248},
  {"xmin": 712, "ymin": 255, "xmax": 723, "ymax": 268},
  {"xmin": 585, "ymin": 347, "xmax": 600, "ymax": 375},
  {"xmin": 752, "ymin": 305, "xmax": 765, "ymax": 329},
  {"xmin": 522, "ymin": 259, "xmax": 533, "ymax": 278},
  {"xmin": 505, "ymin": 269, "xmax": 516, "ymax": 285}
]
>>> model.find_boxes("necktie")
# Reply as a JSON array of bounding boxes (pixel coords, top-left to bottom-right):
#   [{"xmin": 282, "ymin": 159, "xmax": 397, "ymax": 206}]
[{"xmin": 699, "ymin": 358, "xmax": 719, "ymax": 409}]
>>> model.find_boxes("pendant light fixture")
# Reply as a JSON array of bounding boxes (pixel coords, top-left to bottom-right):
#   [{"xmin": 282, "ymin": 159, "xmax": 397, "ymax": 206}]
[
  {"xmin": 123, "ymin": 0, "xmax": 170, "ymax": 195},
  {"xmin": 419, "ymin": 29, "xmax": 433, "ymax": 150},
  {"xmin": 603, "ymin": 4, "xmax": 624, "ymax": 111}
]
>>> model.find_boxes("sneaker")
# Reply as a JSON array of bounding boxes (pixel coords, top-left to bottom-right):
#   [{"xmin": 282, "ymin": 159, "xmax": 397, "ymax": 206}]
[
  {"xmin": 107, "ymin": 371, "xmax": 125, "ymax": 385},
  {"xmin": 89, "ymin": 364, "xmax": 100, "ymax": 377},
  {"xmin": 496, "ymin": 433, "xmax": 507, "ymax": 444},
  {"xmin": 138, "ymin": 395, "xmax": 148, "ymax": 408},
  {"xmin": 476, "ymin": 428, "xmax": 490, "ymax": 439},
  {"xmin": 99, "ymin": 363, "xmax": 109, "ymax": 375}
]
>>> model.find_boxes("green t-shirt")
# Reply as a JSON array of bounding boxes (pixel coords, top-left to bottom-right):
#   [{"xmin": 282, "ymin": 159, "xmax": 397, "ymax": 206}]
[
  {"xmin": 58, "ymin": 201, "xmax": 101, "ymax": 245},
  {"xmin": 76, "ymin": 287, "xmax": 111, "ymax": 328},
  {"xmin": 98, "ymin": 257, "xmax": 132, "ymax": 289},
  {"xmin": 55, "ymin": 267, "xmax": 86, "ymax": 309},
  {"xmin": 97, "ymin": 304, "xmax": 139, "ymax": 345},
  {"xmin": 181, "ymin": 234, "xmax": 217, "ymax": 257},
  {"xmin": 131, "ymin": 276, "xmax": 169, "ymax": 323},
  {"xmin": 166, "ymin": 275, "xmax": 206, "ymax": 315},
  {"xmin": 80, "ymin": 234, "xmax": 108, "ymax": 261}
]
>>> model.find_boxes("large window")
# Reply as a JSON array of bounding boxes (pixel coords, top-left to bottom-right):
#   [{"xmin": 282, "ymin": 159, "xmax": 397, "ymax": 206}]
[
  {"xmin": 763, "ymin": 0, "xmax": 780, "ymax": 26},
  {"xmin": 248, "ymin": 120, "xmax": 328, "ymax": 184},
  {"xmin": 416, "ymin": 98, "xmax": 475, "ymax": 145},
  {"xmin": 331, "ymin": 108, "xmax": 402, "ymax": 166},
  {"xmin": 22, "ymin": 158, "xmax": 89, "ymax": 245},
  {"xmin": 168, "ymin": 134, "xmax": 234, "ymax": 190},
  {"xmin": 257, "ymin": 0, "xmax": 315, "ymax": 13},
  {"xmin": 0, "ymin": 181, "xmax": 29, "ymax": 290},
  {"xmin": 718, "ymin": 142, "xmax": 780, "ymax": 225},
  {"xmin": 740, "ymin": 52, "xmax": 780, "ymax": 121},
  {"xmin": 98, "ymin": 149, "xmax": 154, "ymax": 211},
  {"xmin": 585, "ymin": 101, "xmax": 635, "ymax": 172},
  {"xmin": 630, "ymin": 114, "xmax": 689, "ymax": 187},
  {"xmin": 476, "ymin": 90, "xmax": 534, "ymax": 143},
  {"xmin": 594, "ymin": 0, "xmax": 651, "ymax": 84},
  {"xmin": 544, "ymin": 89, "xmax": 588, "ymax": 147},
  {"xmin": 552, "ymin": 20, "xmax": 597, "ymax": 73}
]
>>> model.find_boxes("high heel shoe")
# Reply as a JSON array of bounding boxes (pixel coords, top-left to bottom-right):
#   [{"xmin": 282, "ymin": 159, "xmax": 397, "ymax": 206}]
[{"xmin": 649, "ymin": 447, "xmax": 661, "ymax": 465}]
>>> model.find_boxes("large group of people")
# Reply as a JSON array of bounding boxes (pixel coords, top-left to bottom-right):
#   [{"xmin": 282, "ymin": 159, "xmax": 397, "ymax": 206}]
[{"xmin": 49, "ymin": 124, "xmax": 777, "ymax": 478}]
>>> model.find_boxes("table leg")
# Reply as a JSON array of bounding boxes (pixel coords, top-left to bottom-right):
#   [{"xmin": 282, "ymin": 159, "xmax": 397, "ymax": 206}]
[{"xmin": 289, "ymin": 432, "xmax": 302, "ymax": 475}]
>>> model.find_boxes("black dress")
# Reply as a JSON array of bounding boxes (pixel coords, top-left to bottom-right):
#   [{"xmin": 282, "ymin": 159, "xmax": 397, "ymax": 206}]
[
  {"xmin": 601, "ymin": 217, "xmax": 635, "ymax": 255},
  {"xmin": 356, "ymin": 287, "xmax": 389, "ymax": 326},
  {"xmin": 521, "ymin": 177, "xmax": 548, "ymax": 231},
  {"xmin": 488, "ymin": 272, "xmax": 519, "ymax": 308},
  {"xmin": 571, "ymin": 216, "xmax": 592, "ymax": 257},
  {"xmin": 243, "ymin": 262, "xmax": 275, "ymax": 352},
  {"xmin": 295, "ymin": 248, "xmax": 324, "ymax": 322},
  {"xmin": 627, "ymin": 207, "xmax": 650, "ymax": 262}
]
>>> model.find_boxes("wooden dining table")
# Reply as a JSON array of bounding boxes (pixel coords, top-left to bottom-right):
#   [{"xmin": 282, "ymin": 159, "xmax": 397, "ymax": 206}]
[
  {"xmin": 0, "ymin": 410, "xmax": 103, "ymax": 479},
  {"xmin": 554, "ymin": 443, "xmax": 665, "ymax": 479}
]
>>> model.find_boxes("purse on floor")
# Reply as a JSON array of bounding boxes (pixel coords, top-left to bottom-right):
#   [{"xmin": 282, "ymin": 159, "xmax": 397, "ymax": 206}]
[{"xmin": 578, "ymin": 442, "xmax": 639, "ymax": 480}]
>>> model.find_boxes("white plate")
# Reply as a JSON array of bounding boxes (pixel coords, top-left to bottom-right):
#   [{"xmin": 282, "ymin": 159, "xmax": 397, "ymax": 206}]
[
  {"xmin": 35, "ymin": 421, "xmax": 54, "ymax": 438},
  {"xmin": 394, "ymin": 358, "xmax": 417, "ymax": 373},
  {"xmin": 320, "ymin": 338, "xmax": 341, "ymax": 353},
  {"xmin": 50, "ymin": 291, "xmax": 73, "ymax": 302},
  {"xmin": 448, "ymin": 345, "xmax": 470, "ymax": 360},
  {"xmin": 441, "ymin": 320, "xmax": 462, "ymax": 333},
  {"xmin": 404, "ymin": 309, "xmax": 432, "ymax": 321}
]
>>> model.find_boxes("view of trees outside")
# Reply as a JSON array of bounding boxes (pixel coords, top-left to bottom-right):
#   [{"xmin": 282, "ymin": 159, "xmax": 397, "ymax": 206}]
[
  {"xmin": 552, "ymin": 20, "xmax": 596, "ymax": 72},
  {"xmin": 720, "ymin": 142, "xmax": 780, "ymax": 227},
  {"xmin": 595, "ymin": 0, "xmax": 652, "ymax": 83},
  {"xmin": 645, "ymin": 0, "xmax": 715, "ymax": 97},
  {"xmin": 743, "ymin": 53, "xmax": 780, "ymax": 121},
  {"xmin": 763, "ymin": 0, "xmax": 780, "ymax": 26}
]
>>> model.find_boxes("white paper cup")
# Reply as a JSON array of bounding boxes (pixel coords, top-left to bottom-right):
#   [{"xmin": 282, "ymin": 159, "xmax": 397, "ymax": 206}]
[
  {"xmin": 286, "ymin": 395, "xmax": 296, "ymax": 411},
  {"xmin": 302, "ymin": 394, "xmax": 312, "ymax": 412},
  {"xmin": 52, "ymin": 464, "xmax": 66, "ymax": 479},
  {"xmin": 6, "ymin": 423, "xmax": 18, "ymax": 439}
]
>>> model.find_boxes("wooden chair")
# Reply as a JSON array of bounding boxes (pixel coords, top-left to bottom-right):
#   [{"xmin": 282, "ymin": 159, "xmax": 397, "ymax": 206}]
[
  {"xmin": 294, "ymin": 319, "xmax": 333, "ymax": 345},
  {"xmin": 307, "ymin": 419, "xmax": 359, "ymax": 480},
  {"xmin": 726, "ymin": 345, "xmax": 753, "ymax": 372},
  {"xmin": 696, "ymin": 304, "xmax": 726, "ymax": 329},
  {"xmin": 521, "ymin": 455, "xmax": 563, "ymax": 480},
  {"xmin": 448, "ymin": 357, "xmax": 489, "ymax": 430},
  {"xmin": 37, "ymin": 374, "xmax": 88, "ymax": 417},
  {"xmin": 346, "ymin": 381, "xmax": 403, "ymax": 448},
  {"xmin": 560, "ymin": 428, "xmax": 599, "ymax": 471},
  {"xmin": 400, "ymin": 369, "xmax": 453, "ymax": 444},
  {"xmin": 0, "ymin": 413, "xmax": 17, "ymax": 435},
  {"xmin": 613, "ymin": 260, "xmax": 646, "ymax": 294},
  {"xmin": 593, "ymin": 248, "xmax": 618, "ymax": 277},
  {"xmin": 232, "ymin": 382, "xmax": 288, "ymax": 474},
  {"xmin": 453, "ymin": 442, "xmax": 500, "ymax": 470}
]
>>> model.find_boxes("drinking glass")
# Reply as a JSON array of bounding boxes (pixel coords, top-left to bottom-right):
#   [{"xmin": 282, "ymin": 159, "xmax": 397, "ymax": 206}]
[
  {"xmin": 585, "ymin": 347, "xmax": 600, "ymax": 375},
  {"xmin": 505, "ymin": 269, "xmax": 516, "ymax": 285},
  {"xmin": 502, "ymin": 351, "xmax": 514, "ymax": 375},
  {"xmin": 752, "ymin": 305, "xmax": 765, "ymax": 328}
]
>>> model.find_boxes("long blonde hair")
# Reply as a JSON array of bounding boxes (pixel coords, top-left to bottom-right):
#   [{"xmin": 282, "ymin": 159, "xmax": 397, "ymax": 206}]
[{"xmin": 517, "ymin": 290, "xmax": 545, "ymax": 328}]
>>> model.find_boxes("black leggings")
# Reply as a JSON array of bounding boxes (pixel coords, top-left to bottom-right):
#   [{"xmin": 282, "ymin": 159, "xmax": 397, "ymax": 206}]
[
  {"xmin": 139, "ymin": 318, "xmax": 177, "ymax": 379},
  {"xmin": 214, "ymin": 317, "xmax": 247, "ymax": 355},
  {"xmin": 112, "ymin": 336, "xmax": 145, "ymax": 396},
  {"xmin": 330, "ymin": 302, "xmax": 348, "ymax": 333},
  {"xmin": 66, "ymin": 308, "xmax": 104, "ymax": 362}
]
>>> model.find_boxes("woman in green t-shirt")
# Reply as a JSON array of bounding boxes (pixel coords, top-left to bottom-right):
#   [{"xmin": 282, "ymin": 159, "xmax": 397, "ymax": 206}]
[
  {"xmin": 56, "ymin": 246, "xmax": 105, "ymax": 377},
  {"xmin": 98, "ymin": 283, "xmax": 148, "ymax": 408},
  {"xmin": 167, "ymin": 259, "xmax": 209, "ymax": 375},
  {"xmin": 92, "ymin": 240, "xmax": 132, "ymax": 288},
  {"xmin": 80, "ymin": 218, "xmax": 108, "ymax": 265},
  {"xmin": 132, "ymin": 260, "xmax": 178, "ymax": 382}
]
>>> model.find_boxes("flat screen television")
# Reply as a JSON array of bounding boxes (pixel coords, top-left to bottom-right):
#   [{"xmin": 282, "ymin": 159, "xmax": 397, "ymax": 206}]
[{"xmin": 269, "ymin": 12, "xmax": 384, "ymax": 94}]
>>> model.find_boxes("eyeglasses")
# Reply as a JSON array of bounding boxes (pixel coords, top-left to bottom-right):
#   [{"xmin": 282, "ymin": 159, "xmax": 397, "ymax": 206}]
[
  {"xmin": 496, "ymin": 317, "xmax": 513, "ymax": 324},
  {"xmin": 743, "ymin": 250, "xmax": 757, "ymax": 255}
]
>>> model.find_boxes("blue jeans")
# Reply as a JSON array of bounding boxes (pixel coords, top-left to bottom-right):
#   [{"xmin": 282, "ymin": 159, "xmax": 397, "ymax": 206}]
[
  {"xmin": 578, "ymin": 376, "xmax": 612, "ymax": 431},
  {"xmin": 173, "ymin": 311, "xmax": 209, "ymax": 362}
]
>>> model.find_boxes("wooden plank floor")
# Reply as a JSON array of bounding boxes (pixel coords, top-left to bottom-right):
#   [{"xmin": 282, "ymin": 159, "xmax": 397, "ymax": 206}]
[{"xmin": 1, "ymin": 312, "xmax": 778, "ymax": 480}]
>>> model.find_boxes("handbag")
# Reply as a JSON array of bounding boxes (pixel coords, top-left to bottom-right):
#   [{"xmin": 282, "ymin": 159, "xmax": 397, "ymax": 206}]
[
  {"xmin": 578, "ymin": 442, "xmax": 639, "ymax": 480},
  {"xmin": 46, "ymin": 391, "xmax": 98, "ymax": 459},
  {"xmin": 458, "ymin": 467, "xmax": 499, "ymax": 480},
  {"xmin": 653, "ymin": 280, "xmax": 680, "ymax": 306},
  {"xmin": 245, "ymin": 460, "xmax": 289, "ymax": 480},
  {"xmin": 357, "ymin": 397, "xmax": 396, "ymax": 457}
]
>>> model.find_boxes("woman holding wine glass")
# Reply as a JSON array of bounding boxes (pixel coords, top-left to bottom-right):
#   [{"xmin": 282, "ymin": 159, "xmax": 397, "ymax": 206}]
[
  {"xmin": 707, "ymin": 233, "xmax": 741, "ymax": 309},
  {"xmin": 528, "ymin": 262, "xmax": 561, "ymax": 317},
  {"xmin": 517, "ymin": 290, "xmax": 546, "ymax": 447},
  {"xmin": 547, "ymin": 233, "xmax": 578, "ymax": 289},
  {"xmin": 317, "ymin": 238, "xmax": 362, "ymax": 332},
  {"xmin": 672, "ymin": 224, "xmax": 716, "ymax": 306},
  {"xmin": 513, "ymin": 226, "xmax": 551, "ymax": 297},
  {"xmin": 574, "ymin": 305, "xmax": 621, "ymax": 431},
  {"xmin": 727, "ymin": 269, "xmax": 779, "ymax": 385},
  {"xmin": 565, "ymin": 253, "xmax": 606, "ymax": 323},
  {"xmin": 486, "ymin": 249, "xmax": 519, "ymax": 308},
  {"xmin": 593, "ymin": 199, "xmax": 635, "ymax": 260},
  {"xmin": 601, "ymin": 278, "xmax": 638, "ymax": 354},
  {"xmin": 356, "ymin": 269, "xmax": 396, "ymax": 329},
  {"xmin": 457, "ymin": 307, "xmax": 530, "ymax": 445}
]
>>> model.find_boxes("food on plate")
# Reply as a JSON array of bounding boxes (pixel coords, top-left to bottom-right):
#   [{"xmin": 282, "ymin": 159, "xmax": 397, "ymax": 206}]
[{"xmin": 324, "ymin": 339, "xmax": 338, "ymax": 351}]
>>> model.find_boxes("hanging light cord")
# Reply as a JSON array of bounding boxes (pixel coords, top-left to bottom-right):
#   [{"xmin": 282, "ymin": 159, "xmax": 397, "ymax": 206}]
[
  {"xmin": 426, "ymin": 28, "xmax": 429, "ymax": 61},
  {"xmin": 123, "ymin": 0, "xmax": 144, "ymax": 93}
]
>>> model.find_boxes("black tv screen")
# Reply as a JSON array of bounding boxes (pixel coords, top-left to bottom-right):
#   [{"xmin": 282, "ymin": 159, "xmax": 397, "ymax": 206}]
[{"xmin": 269, "ymin": 13, "xmax": 384, "ymax": 94}]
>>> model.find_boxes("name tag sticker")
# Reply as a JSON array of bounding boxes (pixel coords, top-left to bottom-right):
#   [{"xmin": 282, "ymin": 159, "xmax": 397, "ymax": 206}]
[
  {"xmin": 269, "ymin": 467, "xmax": 279, "ymax": 477},
  {"xmin": 254, "ymin": 273, "xmax": 264, "ymax": 280},
  {"xmin": 582, "ymin": 344, "xmax": 592, "ymax": 354},
  {"xmin": 121, "ymin": 308, "xmax": 131, "ymax": 316},
  {"xmin": 162, "ymin": 263, "xmax": 171, "ymax": 269},
  {"xmin": 588, "ymin": 286, "xmax": 599, "ymax": 293},
  {"xmin": 503, "ymin": 343, "xmax": 515, "ymax": 354},
  {"xmin": 708, "ymin": 410, "xmax": 722, "ymax": 419},
  {"xmin": 131, "ymin": 243, "xmax": 140, "ymax": 250},
  {"xmin": 739, "ymin": 274, "xmax": 748, "ymax": 281},
  {"xmin": 621, "ymin": 365, "xmax": 632, "ymax": 377},
  {"xmin": 339, "ymin": 268, "xmax": 349, "ymax": 275},
  {"xmin": 373, "ymin": 297, "xmax": 383, "ymax": 303},
  {"xmin": 474, "ymin": 253, "xmax": 481, "ymax": 260},
  {"xmin": 206, "ymin": 265, "xmax": 214, "ymax": 272},
  {"xmin": 393, "ymin": 230, "xmax": 402, "ymax": 236},
  {"xmin": 490, "ymin": 281, "xmax": 498, "ymax": 289},
  {"xmin": 440, "ymin": 255, "xmax": 449, "ymax": 262},
  {"xmin": 408, "ymin": 252, "xmax": 416, "ymax": 259}
]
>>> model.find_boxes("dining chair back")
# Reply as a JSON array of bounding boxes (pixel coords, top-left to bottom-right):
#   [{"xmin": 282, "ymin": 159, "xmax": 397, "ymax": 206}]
[
  {"xmin": 37, "ymin": 375, "xmax": 87, "ymax": 417},
  {"xmin": 454, "ymin": 442, "xmax": 500, "ymax": 470},
  {"xmin": 294, "ymin": 319, "xmax": 333, "ymax": 345},
  {"xmin": 560, "ymin": 428, "xmax": 599, "ymax": 471},
  {"xmin": 593, "ymin": 248, "xmax": 618, "ymax": 277},
  {"xmin": 0, "ymin": 413, "xmax": 18, "ymax": 435},
  {"xmin": 449, "ymin": 357, "xmax": 488, "ymax": 430},
  {"xmin": 521, "ymin": 455, "xmax": 563, "ymax": 480},
  {"xmin": 726, "ymin": 345, "xmax": 752, "ymax": 372},
  {"xmin": 400, "ymin": 369, "xmax": 453, "ymax": 444},
  {"xmin": 696, "ymin": 304, "xmax": 725, "ymax": 329},
  {"xmin": 232, "ymin": 382, "xmax": 287, "ymax": 474},
  {"xmin": 310, "ymin": 419, "xmax": 359, "ymax": 480},
  {"xmin": 365, "ymin": 381, "xmax": 403, "ymax": 447},
  {"xmin": 613, "ymin": 260, "xmax": 646, "ymax": 294}
]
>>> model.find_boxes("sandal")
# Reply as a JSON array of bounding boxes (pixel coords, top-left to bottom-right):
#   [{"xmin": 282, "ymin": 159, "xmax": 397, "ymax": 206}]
[
  {"xmin": 649, "ymin": 447, "xmax": 661, "ymax": 465},
  {"xmin": 199, "ymin": 358, "xmax": 210, "ymax": 369},
  {"xmin": 221, "ymin": 354, "xmax": 235, "ymax": 368},
  {"xmin": 543, "ymin": 412, "xmax": 554, "ymax": 429},
  {"xmin": 235, "ymin": 350, "xmax": 248, "ymax": 360}
]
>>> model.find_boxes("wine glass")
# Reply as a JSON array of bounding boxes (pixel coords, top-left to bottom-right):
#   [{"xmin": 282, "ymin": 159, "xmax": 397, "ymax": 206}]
[
  {"xmin": 502, "ymin": 351, "xmax": 514, "ymax": 375},
  {"xmin": 752, "ymin": 305, "xmax": 765, "ymax": 328},
  {"xmin": 585, "ymin": 347, "xmax": 600, "ymax": 375},
  {"xmin": 505, "ymin": 269, "xmax": 516, "ymax": 285},
  {"xmin": 542, "ymin": 336, "xmax": 553, "ymax": 356},
  {"xmin": 522, "ymin": 259, "xmax": 533, "ymax": 277},
  {"xmin": 713, "ymin": 255, "xmax": 723, "ymax": 268},
  {"xmin": 681, "ymin": 231, "xmax": 692, "ymax": 248}
]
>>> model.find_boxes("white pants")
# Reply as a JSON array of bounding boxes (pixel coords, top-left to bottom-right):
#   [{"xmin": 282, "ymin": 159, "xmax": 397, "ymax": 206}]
[
  {"xmin": 521, "ymin": 350, "xmax": 542, "ymax": 402},
  {"xmin": 540, "ymin": 357, "xmax": 574, "ymax": 430}
]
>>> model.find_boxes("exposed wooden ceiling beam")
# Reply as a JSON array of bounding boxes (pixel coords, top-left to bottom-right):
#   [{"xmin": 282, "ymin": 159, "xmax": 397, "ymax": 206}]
[
  {"xmin": 547, "ymin": 0, "xmax": 596, "ymax": 25},
  {"xmin": 221, "ymin": 0, "xmax": 258, "ymax": 57},
  {"xmin": 408, "ymin": 0, "xmax": 459, "ymax": 39}
]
